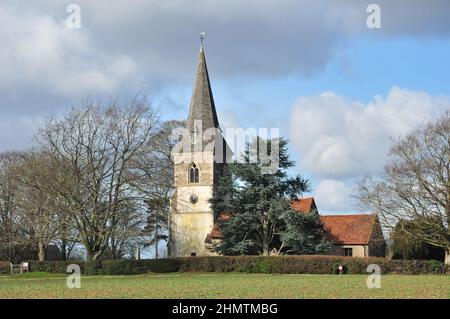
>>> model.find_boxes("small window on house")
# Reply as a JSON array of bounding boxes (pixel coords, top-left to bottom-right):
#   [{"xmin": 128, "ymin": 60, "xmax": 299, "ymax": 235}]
[
  {"xmin": 191, "ymin": 252, "xmax": 197, "ymax": 257},
  {"xmin": 343, "ymin": 248, "xmax": 353, "ymax": 257},
  {"xmin": 188, "ymin": 163, "xmax": 199, "ymax": 183}
]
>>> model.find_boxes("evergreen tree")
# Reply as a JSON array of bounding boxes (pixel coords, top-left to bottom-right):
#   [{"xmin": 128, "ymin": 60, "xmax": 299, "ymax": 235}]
[
  {"xmin": 210, "ymin": 137, "xmax": 330, "ymax": 255},
  {"xmin": 281, "ymin": 209, "xmax": 331, "ymax": 254},
  {"xmin": 143, "ymin": 198, "xmax": 169, "ymax": 259}
]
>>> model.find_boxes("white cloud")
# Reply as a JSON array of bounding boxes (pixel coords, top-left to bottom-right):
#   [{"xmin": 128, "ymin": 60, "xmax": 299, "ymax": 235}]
[
  {"xmin": 290, "ymin": 87, "xmax": 450, "ymax": 213},
  {"xmin": 315, "ymin": 179, "xmax": 354, "ymax": 213},
  {"xmin": 5, "ymin": 0, "xmax": 449, "ymax": 90},
  {"xmin": 0, "ymin": 4, "xmax": 139, "ymax": 100},
  {"xmin": 290, "ymin": 87, "xmax": 449, "ymax": 179}
]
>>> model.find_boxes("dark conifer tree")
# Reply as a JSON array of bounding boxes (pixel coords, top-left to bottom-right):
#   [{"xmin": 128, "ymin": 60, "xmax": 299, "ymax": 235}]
[{"xmin": 210, "ymin": 137, "xmax": 330, "ymax": 255}]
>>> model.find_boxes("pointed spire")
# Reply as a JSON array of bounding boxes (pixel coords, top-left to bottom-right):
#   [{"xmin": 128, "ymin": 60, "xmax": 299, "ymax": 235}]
[
  {"xmin": 187, "ymin": 35, "xmax": 219, "ymax": 134},
  {"xmin": 200, "ymin": 32, "xmax": 206, "ymax": 50}
]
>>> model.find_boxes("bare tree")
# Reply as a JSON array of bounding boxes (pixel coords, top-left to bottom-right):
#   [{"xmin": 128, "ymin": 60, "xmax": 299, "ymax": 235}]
[
  {"xmin": 0, "ymin": 99, "xmax": 178, "ymax": 262},
  {"xmin": 130, "ymin": 120, "xmax": 183, "ymax": 258},
  {"xmin": 12, "ymin": 151, "xmax": 62, "ymax": 261},
  {"xmin": 52, "ymin": 192, "xmax": 79, "ymax": 260},
  {"xmin": 0, "ymin": 152, "xmax": 25, "ymax": 262},
  {"xmin": 37, "ymin": 98, "xmax": 161, "ymax": 260},
  {"xmin": 356, "ymin": 111, "xmax": 450, "ymax": 264},
  {"xmin": 103, "ymin": 199, "xmax": 145, "ymax": 259}
]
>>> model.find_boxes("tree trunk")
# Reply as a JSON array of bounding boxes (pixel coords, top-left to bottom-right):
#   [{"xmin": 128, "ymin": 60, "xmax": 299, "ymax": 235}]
[
  {"xmin": 262, "ymin": 239, "xmax": 270, "ymax": 256},
  {"xmin": 445, "ymin": 249, "xmax": 450, "ymax": 266},
  {"xmin": 61, "ymin": 240, "xmax": 67, "ymax": 261},
  {"xmin": 135, "ymin": 244, "xmax": 141, "ymax": 261},
  {"xmin": 38, "ymin": 241, "xmax": 45, "ymax": 262},
  {"xmin": 92, "ymin": 251, "xmax": 102, "ymax": 261},
  {"xmin": 155, "ymin": 224, "xmax": 159, "ymax": 259},
  {"xmin": 88, "ymin": 247, "xmax": 102, "ymax": 261}
]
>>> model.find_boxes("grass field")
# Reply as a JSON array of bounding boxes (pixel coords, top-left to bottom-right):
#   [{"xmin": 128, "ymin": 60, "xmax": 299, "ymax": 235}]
[{"xmin": 0, "ymin": 272, "xmax": 449, "ymax": 299}]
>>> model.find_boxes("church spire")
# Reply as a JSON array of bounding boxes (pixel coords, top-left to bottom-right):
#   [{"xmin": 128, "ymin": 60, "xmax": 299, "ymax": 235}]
[{"xmin": 187, "ymin": 33, "xmax": 219, "ymax": 133}]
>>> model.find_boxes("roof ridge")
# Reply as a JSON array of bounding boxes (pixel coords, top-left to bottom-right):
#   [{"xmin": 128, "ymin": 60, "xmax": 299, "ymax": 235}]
[{"xmin": 320, "ymin": 213, "xmax": 376, "ymax": 217}]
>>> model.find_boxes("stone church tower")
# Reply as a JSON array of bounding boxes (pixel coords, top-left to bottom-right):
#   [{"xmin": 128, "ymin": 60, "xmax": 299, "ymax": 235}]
[{"xmin": 168, "ymin": 40, "xmax": 232, "ymax": 257}]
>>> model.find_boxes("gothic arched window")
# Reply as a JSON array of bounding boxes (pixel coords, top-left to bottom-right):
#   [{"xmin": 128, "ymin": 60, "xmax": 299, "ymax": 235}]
[{"xmin": 188, "ymin": 163, "xmax": 199, "ymax": 183}]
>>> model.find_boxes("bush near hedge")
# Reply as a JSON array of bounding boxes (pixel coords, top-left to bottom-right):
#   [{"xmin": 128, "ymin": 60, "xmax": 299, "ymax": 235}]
[{"xmin": 28, "ymin": 256, "xmax": 448, "ymax": 275}]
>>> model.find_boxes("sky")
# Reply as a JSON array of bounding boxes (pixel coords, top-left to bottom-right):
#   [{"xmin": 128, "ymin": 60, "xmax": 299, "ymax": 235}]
[{"xmin": 0, "ymin": 0, "xmax": 449, "ymax": 214}]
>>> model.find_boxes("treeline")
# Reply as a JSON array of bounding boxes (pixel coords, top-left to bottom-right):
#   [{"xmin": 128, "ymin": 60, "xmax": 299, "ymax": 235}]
[{"xmin": 0, "ymin": 98, "xmax": 182, "ymax": 262}]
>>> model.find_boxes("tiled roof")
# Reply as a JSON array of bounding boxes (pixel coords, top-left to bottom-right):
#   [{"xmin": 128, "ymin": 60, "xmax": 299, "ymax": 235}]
[
  {"xmin": 205, "ymin": 213, "xmax": 230, "ymax": 241},
  {"xmin": 319, "ymin": 214, "xmax": 377, "ymax": 245},
  {"xmin": 291, "ymin": 197, "xmax": 316, "ymax": 213},
  {"xmin": 206, "ymin": 199, "xmax": 379, "ymax": 245}
]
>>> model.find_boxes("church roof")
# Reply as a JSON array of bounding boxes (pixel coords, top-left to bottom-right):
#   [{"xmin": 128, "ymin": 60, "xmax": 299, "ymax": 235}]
[
  {"xmin": 181, "ymin": 44, "xmax": 232, "ymax": 158},
  {"xmin": 187, "ymin": 47, "xmax": 219, "ymax": 133}
]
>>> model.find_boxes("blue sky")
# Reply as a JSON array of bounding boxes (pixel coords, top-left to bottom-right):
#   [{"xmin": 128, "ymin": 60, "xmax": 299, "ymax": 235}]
[
  {"xmin": 153, "ymin": 35, "xmax": 450, "ymax": 212},
  {"xmin": 0, "ymin": 0, "xmax": 449, "ymax": 213}
]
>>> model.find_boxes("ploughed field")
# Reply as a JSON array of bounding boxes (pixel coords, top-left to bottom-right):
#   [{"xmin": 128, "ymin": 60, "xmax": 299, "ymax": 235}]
[{"xmin": 0, "ymin": 272, "xmax": 448, "ymax": 299}]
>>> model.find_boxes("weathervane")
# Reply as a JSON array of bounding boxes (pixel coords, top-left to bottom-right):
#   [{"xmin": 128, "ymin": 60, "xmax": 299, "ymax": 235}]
[{"xmin": 200, "ymin": 32, "xmax": 206, "ymax": 48}]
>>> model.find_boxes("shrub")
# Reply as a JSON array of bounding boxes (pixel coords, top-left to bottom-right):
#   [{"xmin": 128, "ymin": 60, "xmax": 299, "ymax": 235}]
[
  {"xmin": 30, "ymin": 260, "xmax": 85, "ymax": 274},
  {"xmin": 427, "ymin": 260, "xmax": 446, "ymax": 274},
  {"xmin": 178, "ymin": 256, "xmax": 447, "ymax": 275},
  {"xmin": 27, "ymin": 256, "xmax": 448, "ymax": 275},
  {"xmin": 86, "ymin": 259, "xmax": 181, "ymax": 275},
  {"xmin": 84, "ymin": 260, "xmax": 102, "ymax": 275},
  {"xmin": 0, "ymin": 261, "xmax": 10, "ymax": 274},
  {"xmin": 180, "ymin": 256, "xmax": 378, "ymax": 274}
]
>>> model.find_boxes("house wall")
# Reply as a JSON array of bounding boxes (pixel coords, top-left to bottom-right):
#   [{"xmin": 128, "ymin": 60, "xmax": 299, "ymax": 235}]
[{"xmin": 325, "ymin": 244, "xmax": 369, "ymax": 257}]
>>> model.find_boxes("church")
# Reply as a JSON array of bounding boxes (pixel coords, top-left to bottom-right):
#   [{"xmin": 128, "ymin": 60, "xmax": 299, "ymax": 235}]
[{"xmin": 167, "ymin": 40, "xmax": 386, "ymax": 258}]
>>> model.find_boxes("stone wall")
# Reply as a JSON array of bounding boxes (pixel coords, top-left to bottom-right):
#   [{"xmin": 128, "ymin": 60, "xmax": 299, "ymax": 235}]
[{"xmin": 170, "ymin": 151, "xmax": 218, "ymax": 257}]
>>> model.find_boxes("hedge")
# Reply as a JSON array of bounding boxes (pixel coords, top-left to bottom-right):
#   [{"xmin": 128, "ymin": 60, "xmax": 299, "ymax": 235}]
[
  {"xmin": 84, "ymin": 259, "xmax": 180, "ymax": 275},
  {"xmin": 28, "ymin": 256, "xmax": 448, "ymax": 275},
  {"xmin": 177, "ymin": 256, "xmax": 448, "ymax": 275},
  {"xmin": 29, "ymin": 258, "xmax": 180, "ymax": 275},
  {"xmin": 29, "ymin": 260, "xmax": 86, "ymax": 274}
]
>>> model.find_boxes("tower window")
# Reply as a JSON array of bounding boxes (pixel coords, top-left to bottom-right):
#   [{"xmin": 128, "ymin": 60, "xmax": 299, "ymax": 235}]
[{"xmin": 189, "ymin": 163, "xmax": 199, "ymax": 183}]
